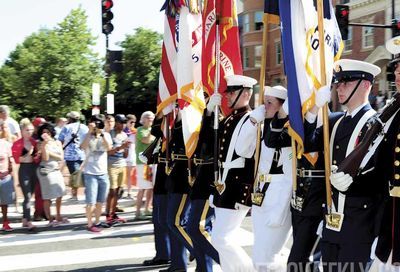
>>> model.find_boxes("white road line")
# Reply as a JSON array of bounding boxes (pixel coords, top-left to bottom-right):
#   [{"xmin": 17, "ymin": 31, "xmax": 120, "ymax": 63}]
[
  {"xmin": 0, "ymin": 223, "xmax": 154, "ymax": 247},
  {"xmin": 0, "ymin": 243, "xmax": 156, "ymax": 271}
]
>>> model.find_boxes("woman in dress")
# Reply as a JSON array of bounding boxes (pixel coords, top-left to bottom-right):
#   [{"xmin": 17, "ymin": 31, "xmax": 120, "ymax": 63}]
[{"xmin": 37, "ymin": 123, "xmax": 68, "ymax": 227}]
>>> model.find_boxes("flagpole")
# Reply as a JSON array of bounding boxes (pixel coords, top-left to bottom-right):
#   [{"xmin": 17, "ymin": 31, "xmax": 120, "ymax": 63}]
[
  {"xmin": 253, "ymin": 13, "xmax": 269, "ymax": 183},
  {"xmin": 213, "ymin": 6, "xmax": 221, "ymax": 188},
  {"xmin": 316, "ymin": 0, "xmax": 333, "ymax": 215}
]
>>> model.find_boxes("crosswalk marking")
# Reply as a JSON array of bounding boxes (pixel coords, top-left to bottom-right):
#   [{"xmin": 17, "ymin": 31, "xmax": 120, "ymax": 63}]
[{"xmin": 0, "ymin": 223, "xmax": 153, "ymax": 247}]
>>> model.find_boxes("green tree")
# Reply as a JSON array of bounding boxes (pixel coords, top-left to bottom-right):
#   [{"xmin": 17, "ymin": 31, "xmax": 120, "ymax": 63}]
[
  {"xmin": 115, "ymin": 27, "xmax": 162, "ymax": 116},
  {"xmin": 0, "ymin": 8, "xmax": 102, "ymax": 119}
]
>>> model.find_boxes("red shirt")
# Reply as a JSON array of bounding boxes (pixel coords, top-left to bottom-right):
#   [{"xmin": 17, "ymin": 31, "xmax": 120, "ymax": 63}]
[{"xmin": 12, "ymin": 138, "xmax": 38, "ymax": 164}]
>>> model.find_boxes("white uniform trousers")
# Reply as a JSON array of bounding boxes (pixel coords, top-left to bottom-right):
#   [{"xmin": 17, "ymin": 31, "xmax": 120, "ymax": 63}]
[
  {"xmin": 251, "ymin": 204, "xmax": 292, "ymax": 271},
  {"xmin": 369, "ymin": 252, "xmax": 400, "ymax": 272},
  {"xmin": 212, "ymin": 206, "xmax": 255, "ymax": 272}
]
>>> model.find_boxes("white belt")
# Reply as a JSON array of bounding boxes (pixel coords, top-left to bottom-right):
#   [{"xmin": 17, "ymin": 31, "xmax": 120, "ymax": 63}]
[{"xmin": 221, "ymin": 157, "xmax": 245, "ymax": 169}]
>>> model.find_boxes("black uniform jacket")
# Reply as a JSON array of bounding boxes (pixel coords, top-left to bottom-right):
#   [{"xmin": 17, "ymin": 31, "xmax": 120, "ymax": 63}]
[
  {"xmin": 165, "ymin": 120, "xmax": 191, "ymax": 194},
  {"xmin": 375, "ymin": 105, "xmax": 400, "ymax": 264},
  {"xmin": 304, "ymin": 104, "xmax": 385, "ymax": 244},
  {"xmin": 266, "ymin": 116, "xmax": 326, "ymax": 217},
  {"xmin": 212, "ymin": 106, "xmax": 255, "ymax": 209}
]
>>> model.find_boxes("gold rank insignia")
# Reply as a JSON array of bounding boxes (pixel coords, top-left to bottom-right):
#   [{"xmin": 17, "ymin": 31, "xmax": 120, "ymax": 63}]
[{"xmin": 326, "ymin": 212, "xmax": 344, "ymax": 232}]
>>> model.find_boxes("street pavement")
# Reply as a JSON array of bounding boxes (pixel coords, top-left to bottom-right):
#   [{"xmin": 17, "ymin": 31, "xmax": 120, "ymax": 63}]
[{"xmin": 0, "ymin": 193, "xmax": 291, "ymax": 272}]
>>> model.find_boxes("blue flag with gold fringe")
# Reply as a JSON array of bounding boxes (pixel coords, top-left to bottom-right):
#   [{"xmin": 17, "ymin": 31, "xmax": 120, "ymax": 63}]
[{"xmin": 279, "ymin": 0, "xmax": 343, "ymax": 161}]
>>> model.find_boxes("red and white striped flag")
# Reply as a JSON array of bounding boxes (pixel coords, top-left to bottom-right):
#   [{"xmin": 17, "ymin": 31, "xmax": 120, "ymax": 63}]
[
  {"xmin": 157, "ymin": 14, "xmax": 178, "ymax": 115},
  {"xmin": 202, "ymin": 0, "xmax": 243, "ymax": 116}
]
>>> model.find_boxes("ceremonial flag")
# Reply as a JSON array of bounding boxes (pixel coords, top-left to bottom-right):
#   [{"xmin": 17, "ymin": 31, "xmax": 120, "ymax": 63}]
[
  {"xmin": 279, "ymin": 0, "xmax": 343, "ymax": 159},
  {"xmin": 157, "ymin": 11, "xmax": 178, "ymax": 115},
  {"xmin": 202, "ymin": 0, "xmax": 242, "ymax": 116},
  {"xmin": 176, "ymin": 3, "xmax": 206, "ymax": 158}
]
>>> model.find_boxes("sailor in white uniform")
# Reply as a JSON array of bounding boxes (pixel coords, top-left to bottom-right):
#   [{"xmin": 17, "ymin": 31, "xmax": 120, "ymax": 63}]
[{"xmin": 237, "ymin": 86, "xmax": 292, "ymax": 271}]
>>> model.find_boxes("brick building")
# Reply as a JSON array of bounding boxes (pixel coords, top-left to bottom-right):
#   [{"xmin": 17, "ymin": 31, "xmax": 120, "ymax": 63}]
[{"xmin": 238, "ymin": 0, "xmax": 400, "ymax": 106}]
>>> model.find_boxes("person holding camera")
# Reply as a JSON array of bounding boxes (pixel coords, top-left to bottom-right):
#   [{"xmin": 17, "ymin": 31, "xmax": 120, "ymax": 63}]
[
  {"xmin": 80, "ymin": 114, "xmax": 112, "ymax": 232},
  {"xmin": 58, "ymin": 111, "xmax": 88, "ymax": 200},
  {"xmin": 36, "ymin": 123, "xmax": 68, "ymax": 227}
]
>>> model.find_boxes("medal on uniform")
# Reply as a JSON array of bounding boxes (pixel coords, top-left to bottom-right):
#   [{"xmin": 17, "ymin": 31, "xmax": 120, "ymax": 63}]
[{"xmin": 325, "ymin": 212, "xmax": 344, "ymax": 232}]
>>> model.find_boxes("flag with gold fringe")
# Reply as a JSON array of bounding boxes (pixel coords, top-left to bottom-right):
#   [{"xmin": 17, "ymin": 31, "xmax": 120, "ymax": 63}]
[
  {"xmin": 202, "ymin": 0, "xmax": 242, "ymax": 116},
  {"xmin": 279, "ymin": 0, "xmax": 343, "ymax": 162}
]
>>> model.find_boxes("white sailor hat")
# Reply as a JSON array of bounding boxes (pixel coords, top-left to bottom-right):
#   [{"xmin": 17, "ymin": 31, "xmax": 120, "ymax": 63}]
[
  {"xmin": 386, "ymin": 36, "xmax": 400, "ymax": 55},
  {"xmin": 264, "ymin": 85, "xmax": 287, "ymax": 100},
  {"xmin": 333, "ymin": 59, "xmax": 381, "ymax": 83},
  {"xmin": 385, "ymin": 36, "xmax": 400, "ymax": 68},
  {"xmin": 224, "ymin": 75, "xmax": 258, "ymax": 92}
]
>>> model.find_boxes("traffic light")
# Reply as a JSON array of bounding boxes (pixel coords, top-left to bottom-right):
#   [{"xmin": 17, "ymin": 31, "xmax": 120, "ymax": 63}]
[
  {"xmin": 336, "ymin": 5, "xmax": 349, "ymax": 40},
  {"xmin": 101, "ymin": 0, "xmax": 114, "ymax": 35},
  {"xmin": 107, "ymin": 50, "xmax": 123, "ymax": 73},
  {"xmin": 392, "ymin": 19, "xmax": 400, "ymax": 37}
]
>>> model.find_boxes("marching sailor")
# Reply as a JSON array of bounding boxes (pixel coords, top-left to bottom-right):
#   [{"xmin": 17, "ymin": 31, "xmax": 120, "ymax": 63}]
[
  {"xmin": 304, "ymin": 59, "xmax": 383, "ymax": 271},
  {"xmin": 373, "ymin": 36, "xmax": 400, "ymax": 271},
  {"xmin": 207, "ymin": 74, "xmax": 257, "ymax": 272},
  {"xmin": 237, "ymin": 85, "xmax": 292, "ymax": 271}
]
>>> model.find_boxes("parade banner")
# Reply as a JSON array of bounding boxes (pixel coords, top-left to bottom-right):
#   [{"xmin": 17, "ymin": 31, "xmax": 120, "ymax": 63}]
[
  {"xmin": 157, "ymin": 11, "xmax": 178, "ymax": 115},
  {"xmin": 176, "ymin": 4, "xmax": 206, "ymax": 158},
  {"xmin": 279, "ymin": 0, "xmax": 342, "ymax": 160},
  {"xmin": 202, "ymin": 0, "xmax": 242, "ymax": 116}
]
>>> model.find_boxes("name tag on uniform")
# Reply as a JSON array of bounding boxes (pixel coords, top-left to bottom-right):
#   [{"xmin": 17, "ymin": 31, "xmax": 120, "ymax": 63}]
[{"xmin": 325, "ymin": 212, "xmax": 344, "ymax": 232}]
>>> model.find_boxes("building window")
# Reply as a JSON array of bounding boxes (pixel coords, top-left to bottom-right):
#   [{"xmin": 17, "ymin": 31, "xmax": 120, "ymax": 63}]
[
  {"xmin": 272, "ymin": 77, "xmax": 282, "ymax": 85},
  {"xmin": 275, "ymin": 41, "xmax": 282, "ymax": 65},
  {"xmin": 362, "ymin": 26, "xmax": 374, "ymax": 48},
  {"xmin": 243, "ymin": 13, "xmax": 250, "ymax": 33},
  {"xmin": 243, "ymin": 47, "xmax": 250, "ymax": 68},
  {"xmin": 254, "ymin": 45, "xmax": 262, "ymax": 67},
  {"xmin": 254, "ymin": 11, "xmax": 263, "ymax": 31},
  {"xmin": 344, "ymin": 26, "xmax": 352, "ymax": 51}
]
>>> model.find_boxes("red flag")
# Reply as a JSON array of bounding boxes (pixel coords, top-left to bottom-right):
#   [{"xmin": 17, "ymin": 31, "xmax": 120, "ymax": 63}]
[{"xmin": 202, "ymin": 0, "xmax": 243, "ymax": 116}]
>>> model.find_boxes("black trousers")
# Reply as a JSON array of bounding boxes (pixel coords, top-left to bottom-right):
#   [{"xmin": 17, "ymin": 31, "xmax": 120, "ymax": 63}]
[
  {"xmin": 287, "ymin": 211, "xmax": 322, "ymax": 272},
  {"xmin": 321, "ymin": 241, "xmax": 372, "ymax": 272}
]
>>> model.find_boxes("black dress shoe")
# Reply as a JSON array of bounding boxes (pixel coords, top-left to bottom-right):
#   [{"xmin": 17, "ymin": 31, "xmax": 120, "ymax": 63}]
[{"xmin": 142, "ymin": 258, "xmax": 171, "ymax": 266}]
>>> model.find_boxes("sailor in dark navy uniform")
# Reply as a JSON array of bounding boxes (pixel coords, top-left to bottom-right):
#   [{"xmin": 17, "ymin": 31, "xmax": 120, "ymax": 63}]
[
  {"xmin": 159, "ymin": 114, "xmax": 195, "ymax": 272},
  {"xmin": 237, "ymin": 85, "xmax": 292, "ymax": 271},
  {"xmin": 186, "ymin": 109, "xmax": 220, "ymax": 272},
  {"xmin": 373, "ymin": 37, "xmax": 400, "ymax": 271},
  {"xmin": 264, "ymin": 100, "xmax": 326, "ymax": 271},
  {"xmin": 304, "ymin": 59, "xmax": 383, "ymax": 271},
  {"xmin": 207, "ymin": 74, "xmax": 257, "ymax": 272}
]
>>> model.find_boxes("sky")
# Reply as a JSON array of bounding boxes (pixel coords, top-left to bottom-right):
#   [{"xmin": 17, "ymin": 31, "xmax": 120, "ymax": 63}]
[{"xmin": 0, "ymin": 0, "xmax": 165, "ymax": 64}]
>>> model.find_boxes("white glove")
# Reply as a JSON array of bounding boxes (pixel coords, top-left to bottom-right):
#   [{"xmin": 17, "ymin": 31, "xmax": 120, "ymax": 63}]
[
  {"xmin": 330, "ymin": 165, "xmax": 353, "ymax": 192},
  {"xmin": 249, "ymin": 105, "xmax": 266, "ymax": 124},
  {"xmin": 315, "ymin": 85, "xmax": 331, "ymax": 108},
  {"xmin": 207, "ymin": 94, "xmax": 222, "ymax": 113}
]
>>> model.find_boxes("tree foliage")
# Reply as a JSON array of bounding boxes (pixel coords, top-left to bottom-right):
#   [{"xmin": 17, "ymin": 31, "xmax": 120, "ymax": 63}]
[
  {"xmin": 0, "ymin": 8, "xmax": 102, "ymax": 119},
  {"xmin": 115, "ymin": 27, "xmax": 162, "ymax": 116}
]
